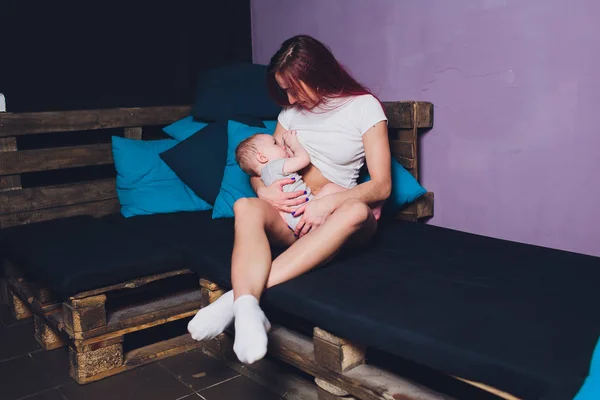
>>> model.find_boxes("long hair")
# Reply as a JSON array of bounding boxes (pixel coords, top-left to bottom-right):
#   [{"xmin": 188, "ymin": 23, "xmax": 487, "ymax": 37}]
[{"xmin": 267, "ymin": 35, "xmax": 382, "ymax": 111}]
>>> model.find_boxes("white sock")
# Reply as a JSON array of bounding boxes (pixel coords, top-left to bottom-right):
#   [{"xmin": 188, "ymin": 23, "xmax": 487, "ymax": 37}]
[
  {"xmin": 233, "ymin": 295, "xmax": 271, "ymax": 364},
  {"xmin": 187, "ymin": 290, "xmax": 234, "ymax": 341}
]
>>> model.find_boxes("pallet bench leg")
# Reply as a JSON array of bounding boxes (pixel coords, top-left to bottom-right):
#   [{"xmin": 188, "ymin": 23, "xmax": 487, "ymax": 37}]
[
  {"xmin": 313, "ymin": 327, "xmax": 365, "ymax": 400},
  {"xmin": 8, "ymin": 288, "xmax": 32, "ymax": 320},
  {"xmin": 199, "ymin": 278, "xmax": 226, "ymax": 307},
  {"xmin": 315, "ymin": 378, "xmax": 356, "ymax": 400},
  {"xmin": 63, "ymin": 295, "xmax": 107, "ymax": 334},
  {"xmin": 70, "ymin": 337, "xmax": 124, "ymax": 383},
  {"xmin": 34, "ymin": 314, "xmax": 67, "ymax": 350},
  {"xmin": 0, "ymin": 277, "xmax": 8, "ymax": 305}
]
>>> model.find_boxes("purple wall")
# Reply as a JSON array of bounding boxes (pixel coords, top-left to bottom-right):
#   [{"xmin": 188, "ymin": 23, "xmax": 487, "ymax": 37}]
[{"xmin": 251, "ymin": 0, "xmax": 600, "ymax": 257}]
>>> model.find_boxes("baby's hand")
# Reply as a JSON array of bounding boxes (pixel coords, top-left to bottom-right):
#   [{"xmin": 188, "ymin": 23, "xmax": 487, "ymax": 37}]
[{"xmin": 283, "ymin": 130, "xmax": 299, "ymax": 147}]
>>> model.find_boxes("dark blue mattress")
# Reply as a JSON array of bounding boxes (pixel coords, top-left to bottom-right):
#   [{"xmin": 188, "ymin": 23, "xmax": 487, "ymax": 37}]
[{"xmin": 2, "ymin": 211, "xmax": 598, "ymax": 399}]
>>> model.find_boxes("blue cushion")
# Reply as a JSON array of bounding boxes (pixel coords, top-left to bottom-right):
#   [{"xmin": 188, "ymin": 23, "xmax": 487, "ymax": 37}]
[
  {"xmin": 160, "ymin": 116, "xmax": 265, "ymax": 206},
  {"xmin": 360, "ymin": 158, "xmax": 427, "ymax": 212},
  {"xmin": 192, "ymin": 63, "xmax": 282, "ymax": 122},
  {"xmin": 575, "ymin": 336, "xmax": 600, "ymax": 400},
  {"xmin": 162, "ymin": 116, "xmax": 208, "ymax": 141},
  {"xmin": 263, "ymin": 120, "xmax": 278, "ymax": 132},
  {"xmin": 212, "ymin": 120, "xmax": 276, "ymax": 219},
  {"xmin": 112, "ymin": 136, "xmax": 212, "ymax": 217}
]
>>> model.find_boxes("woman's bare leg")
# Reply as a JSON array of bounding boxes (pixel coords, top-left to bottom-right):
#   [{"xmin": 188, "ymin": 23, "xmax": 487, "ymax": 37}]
[
  {"xmin": 229, "ymin": 198, "xmax": 296, "ymax": 363},
  {"xmin": 266, "ymin": 199, "xmax": 376, "ymax": 288},
  {"xmin": 189, "ymin": 198, "xmax": 376, "ymax": 364},
  {"xmin": 230, "ymin": 198, "xmax": 296, "ymax": 299},
  {"xmin": 187, "ymin": 198, "xmax": 293, "ymax": 344}
]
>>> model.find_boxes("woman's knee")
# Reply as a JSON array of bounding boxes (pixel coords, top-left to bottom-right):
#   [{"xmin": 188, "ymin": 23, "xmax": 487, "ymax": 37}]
[
  {"xmin": 335, "ymin": 199, "xmax": 373, "ymax": 229},
  {"xmin": 233, "ymin": 197, "xmax": 267, "ymax": 217}
]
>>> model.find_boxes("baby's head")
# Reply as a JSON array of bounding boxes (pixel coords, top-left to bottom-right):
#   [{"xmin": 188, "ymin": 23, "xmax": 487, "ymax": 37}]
[{"xmin": 235, "ymin": 133, "xmax": 288, "ymax": 176}]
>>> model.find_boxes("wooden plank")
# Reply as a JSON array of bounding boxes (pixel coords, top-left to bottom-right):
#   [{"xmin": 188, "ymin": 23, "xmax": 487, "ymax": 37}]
[
  {"xmin": 397, "ymin": 192, "xmax": 434, "ymax": 222},
  {"xmin": 383, "ymin": 102, "xmax": 413, "ymax": 129},
  {"xmin": 397, "ymin": 156, "xmax": 416, "ymax": 171},
  {"xmin": 0, "ymin": 137, "xmax": 22, "ymax": 191},
  {"xmin": 70, "ymin": 269, "xmax": 192, "ymax": 300},
  {"xmin": 0, "ymin": 198, "xmax": 120, "ymax": 229},
  {"xmin": 0, "ymin": 143, "xmax": 113, "ymax": 175},
  {"xmin": 313, "ymin": 328, "xmax": 366, "ymax": 374},
  {"xmin": 68, "ymin": 289, "xmax": 201, "ymax": 340},
  {"xmin": 124, "ymin": 127, "xmax": 143, "ymax": 140},
  {"xmin": 0, "ymin": 179, "xmax": 116, "ymax": 214},
  {"xmin": 269, "ymin": 326, "xmax": 453, "ymax": 400},
  {"xmin": 455, "ymin": 378, "xmax": 521, "ymax": 400},
  {"xmin": 200, "ymin": 278, "xmax": 226, "ymax": 307},
  {"xmin": 390, "ymin": 140, "xmax": 415, "ymax": 160},
  {"xmin": 382, "ymin": 101, "xmax": 433, "ymax": 129},
  {"xmin": 63, "ymin": 294, "xmax": 107, "ymax": 333},
  {"xmin": 0, "ymin": 106, "xmax": 191, "ymax": 137},
  {"xmin": 416, "ymin": 101, "xmax": 434, "ymax": 129}
]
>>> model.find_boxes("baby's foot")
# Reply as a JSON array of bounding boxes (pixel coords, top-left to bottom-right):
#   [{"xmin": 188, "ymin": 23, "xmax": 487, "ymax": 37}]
[
  {"xmin": 371, "ymin": 202, "xmax": 384, "ymax": 220},
  {"xmin": 187, "ymin": 290, "xmax": 234, "ymax": 341},
  {"xmin": 233, "ymin": 295, "xmax": 271, "ymax": 364}
]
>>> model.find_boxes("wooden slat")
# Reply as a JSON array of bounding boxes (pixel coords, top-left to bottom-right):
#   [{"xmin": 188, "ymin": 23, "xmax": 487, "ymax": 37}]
[
  {"xmin": 0, "ymin": 143, "xmax": 113, "ymax": 175},
  {"xmin": 0, "ymin": 137, "xmax": 22, "ymax": 191},
  {"xmin": 67, "ymin": 289, "xmax": 201, "ymax": 340},
  {"xmin": 124, "ymin": 127, "xmax": 143, "ymax": 140},
  {"xmin": 382, "ymin": 101, "xmax": 433, "ymax": 129},
  {"xmin": 0, "ymin": 103, "xmax": 430, "ymax": 136},
  {"xmin": 397, "ymin": 156, "xmax": 416, "ymax": 171},
  {"xmin": 0, "ymin": 178, "xmax": 116, "ymax": 214},
  {"xmin": 416, "ymin": 101, "xmax": 434, "ymax": 129},
  {"xmin": 70, "ymin": 269, "xmax": 192, "ymax": 300},
  {"xmin": 0, "ymin": 198, "xmax": 120, "ymax": 229},
  {"xmin": 383, "ymin": 102, "xmax": 413, "ymax": 129},
  {"xmin": 397, "ymin": 192, "xmax": 434, "ymax": 222},
  {"xmin": 390, "ymin": 140, "xmax": 415, "ymax": 160},
  {"xmin": 269, "ymin": 326, "xmax": 451, "ymax": 400},
  {"xmin": 0, "ymin": 106, "xmax": 191, "ymax": 137}
]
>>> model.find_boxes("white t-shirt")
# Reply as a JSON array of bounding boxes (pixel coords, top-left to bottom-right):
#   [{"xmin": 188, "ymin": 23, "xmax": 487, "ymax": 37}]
[{"xmin": 277, "ymin": 94, "xmax": 388, "ymax": 189}]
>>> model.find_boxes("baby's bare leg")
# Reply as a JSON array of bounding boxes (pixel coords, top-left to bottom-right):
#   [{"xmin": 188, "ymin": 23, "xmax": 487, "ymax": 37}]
[
  {"xmin": 316, "ymin": 183, "xmax": 383, "ymax": 220},
  {"xmin": 314, "ymin": 183, "xmax": 347, "ymax": 199}
]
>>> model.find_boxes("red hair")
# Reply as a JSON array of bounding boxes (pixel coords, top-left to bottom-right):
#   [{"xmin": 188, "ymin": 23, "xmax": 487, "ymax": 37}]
[{"xmin": 267, "ymin": 35, "xmax": 383, "ymax": 112}]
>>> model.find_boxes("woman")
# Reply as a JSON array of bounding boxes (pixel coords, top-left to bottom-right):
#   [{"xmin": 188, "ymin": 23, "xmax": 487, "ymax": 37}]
[{"xmin": 188, "ymin": 35, "xmax": 392, "ymax": 364}]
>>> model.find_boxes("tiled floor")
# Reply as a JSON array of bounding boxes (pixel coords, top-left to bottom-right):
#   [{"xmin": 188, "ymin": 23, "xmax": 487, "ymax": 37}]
[{"xmin": 0, "ymin": 304, "xmax": 289, "ymax": 400}]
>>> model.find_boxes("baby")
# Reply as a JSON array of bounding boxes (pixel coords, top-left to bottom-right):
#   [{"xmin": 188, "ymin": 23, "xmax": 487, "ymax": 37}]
[{"xmin": 235, "ymin": 130, "xmax": 345, "ymax": 232}]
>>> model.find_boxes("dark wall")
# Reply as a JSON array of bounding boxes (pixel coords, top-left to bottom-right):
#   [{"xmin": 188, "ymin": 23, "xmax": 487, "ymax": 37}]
[{"xmin": 0, "ymin": 2, "xmax": 253, "ymax": 112}]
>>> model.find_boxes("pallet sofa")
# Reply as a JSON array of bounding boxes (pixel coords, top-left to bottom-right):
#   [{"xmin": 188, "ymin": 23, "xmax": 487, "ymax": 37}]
[{"xmin": 0, "ymin": 101, "xmax": 598, "ymax": 400}]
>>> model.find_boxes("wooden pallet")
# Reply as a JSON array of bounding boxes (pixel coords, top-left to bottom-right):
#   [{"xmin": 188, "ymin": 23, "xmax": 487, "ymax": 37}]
[{"xmin": 3, "ymin": 260, "xmax": 204, "ymax": 384}]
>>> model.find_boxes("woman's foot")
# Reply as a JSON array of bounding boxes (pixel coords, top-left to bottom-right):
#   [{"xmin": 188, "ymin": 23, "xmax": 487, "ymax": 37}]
[
  {"xmin": 233, "ymin": 295, "xmax": 271, "ymax": 364},
  {"xmin": 187, "ymin": 290, "xmax": 234, "ymax": 341}
]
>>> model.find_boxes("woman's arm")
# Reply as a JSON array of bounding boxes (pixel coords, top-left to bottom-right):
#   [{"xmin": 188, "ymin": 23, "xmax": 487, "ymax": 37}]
[
  {"xmin": 292, "ymin": 121, "xmax": 391, "ymax": 236},
  {"xmin": 301, "ymin": 121, "xmax": 392, "ymax": 210}
]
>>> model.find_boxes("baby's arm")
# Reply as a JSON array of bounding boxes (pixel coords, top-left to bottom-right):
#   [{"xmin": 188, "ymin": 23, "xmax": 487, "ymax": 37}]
[{"xmin": 282, "ymin": 130, "xmax": 310, "ymax": 174}]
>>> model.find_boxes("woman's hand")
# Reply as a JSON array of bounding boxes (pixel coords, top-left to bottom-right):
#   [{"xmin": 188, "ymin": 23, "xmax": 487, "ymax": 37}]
[
  {"xmin": 257, "ymin": 178, "xmax": 307, "ymax": 213},
  {"xmin": 292, "ymin": 196, "xmax": 336, "ymax": 238}
]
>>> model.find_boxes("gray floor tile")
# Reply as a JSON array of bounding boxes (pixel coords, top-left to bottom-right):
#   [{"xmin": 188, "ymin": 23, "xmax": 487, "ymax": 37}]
[
  {"xmin": 20, "ymin": 388, "xmax": 66, "ymax": 400},
  {"xmin": 0, "ymin": 354, "xmax": 55, "ymax": 400},
  {"xmin": 59, "ymin": 362, "xmax": 193, "ymax": 400},
  {"xmin": 30, "ymin": 347, "xmax": 71, "ymax": 387},
  {"xmin": 159, "ymin": 348, "xmax": 239, "ymax": 391},
  {"xmin": 198, "ymin": 375, "xmax": 282, "ymax": 400}
]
